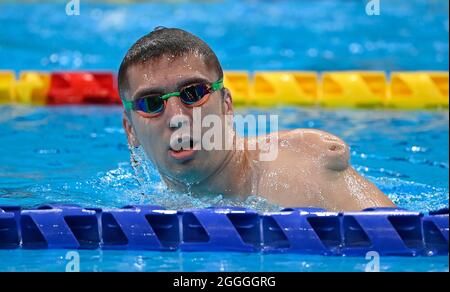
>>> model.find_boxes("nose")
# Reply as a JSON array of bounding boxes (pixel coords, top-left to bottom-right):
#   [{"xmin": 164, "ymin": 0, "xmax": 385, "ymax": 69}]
[{"xmin": 164, "ymin": 96, "xmax": 191, "ymax": 130}]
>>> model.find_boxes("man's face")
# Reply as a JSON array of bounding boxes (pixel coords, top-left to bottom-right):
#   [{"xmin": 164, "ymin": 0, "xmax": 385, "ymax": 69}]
[{"xmin": 123, "ymin": 53, "xmax": 233, "ymax": 185}]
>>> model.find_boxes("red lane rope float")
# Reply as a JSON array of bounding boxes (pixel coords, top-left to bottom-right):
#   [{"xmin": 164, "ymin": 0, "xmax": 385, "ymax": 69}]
[{"xmin": 48, "ymin": 72, "xmax": 120, "ymax": 105}]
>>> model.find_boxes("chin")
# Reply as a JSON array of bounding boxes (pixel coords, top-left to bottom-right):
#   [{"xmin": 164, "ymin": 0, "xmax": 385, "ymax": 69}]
[{"xmin": 169, "ymin": 164, "xmax": 213, "ymax": 185}]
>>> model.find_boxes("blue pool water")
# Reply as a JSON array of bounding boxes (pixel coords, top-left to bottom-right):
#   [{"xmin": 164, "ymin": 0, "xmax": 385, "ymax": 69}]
[
  {"xmin": 0, "ymin": 106, "xmax": 448, "ymax": 212},
  {"xmin": 0, "ymin": 106, "xmax": 448, "ymax": 271},
  {"xmin": 0, "ymin": 0, "xmax": 448, "ymax": 71},
  {"xmin": 0, "ymin": 0, "xmax": 449, "ymax": 271}
]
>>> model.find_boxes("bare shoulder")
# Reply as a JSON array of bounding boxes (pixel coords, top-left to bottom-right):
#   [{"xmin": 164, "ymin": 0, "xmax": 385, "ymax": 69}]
[{"xmin": 279, "ymin": 129, "xmax": 350, "ymax": 171}]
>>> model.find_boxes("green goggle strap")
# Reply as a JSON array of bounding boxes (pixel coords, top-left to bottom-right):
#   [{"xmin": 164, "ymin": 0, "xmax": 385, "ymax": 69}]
[{"xmin": 122, "ymin": 79, "xmax": 223, "ymax": 111}]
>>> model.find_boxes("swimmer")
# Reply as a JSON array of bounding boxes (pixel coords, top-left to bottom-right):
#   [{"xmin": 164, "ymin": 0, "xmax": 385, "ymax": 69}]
[{"xmin": 118, "ymin": 27, "xmax": 395, "ymax": 211}]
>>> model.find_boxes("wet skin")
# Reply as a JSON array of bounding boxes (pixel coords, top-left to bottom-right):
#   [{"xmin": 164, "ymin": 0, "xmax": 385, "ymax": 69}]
[{"xmin": 122, "ymin": 53, "xmax": 395, "ymax": 211}]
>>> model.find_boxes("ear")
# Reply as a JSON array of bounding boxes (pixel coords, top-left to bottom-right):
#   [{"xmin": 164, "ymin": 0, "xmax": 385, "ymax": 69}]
[
  {"xmin": 122, "ymin": 111, "xmax": 140, "ymax": 147},
  {"xmin": 222, "ymin": 88, "xmax": 234, "ymax": 115}
]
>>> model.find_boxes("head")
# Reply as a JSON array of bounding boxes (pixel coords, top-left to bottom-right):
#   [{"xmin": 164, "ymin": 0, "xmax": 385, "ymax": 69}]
[{"xmin": 119, "ymin": 27, "xmax": 234, "ymax": 186}]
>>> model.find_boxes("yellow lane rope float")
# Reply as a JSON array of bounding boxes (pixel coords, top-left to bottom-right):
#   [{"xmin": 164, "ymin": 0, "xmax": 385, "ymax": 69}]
[{"xmin": 0, "ymin": 70, "xmax": 448, "ymax": 109}]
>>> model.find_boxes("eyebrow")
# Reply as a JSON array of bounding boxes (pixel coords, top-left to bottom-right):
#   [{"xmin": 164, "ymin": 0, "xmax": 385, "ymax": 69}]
[{"xmin": 131, "ymin": 76, "xmax": 211, "ymax": 101}]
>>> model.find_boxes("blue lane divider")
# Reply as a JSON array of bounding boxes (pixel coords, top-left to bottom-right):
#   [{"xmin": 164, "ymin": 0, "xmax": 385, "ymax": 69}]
[
  {"xmin": 262, "ymin": 208, "xmax": 340, "ymax": 255},
  {"xmin": 20, "ymin": 205, "xmax": 100, "ymax": 249},
  {"xmin": 180, "ymin": 207, "xmax": 260, "ymax": 252},
  {"xmin": 102, "ymin": 205, "xmax": 179, "ymax": 250},
  {"xmin": 0, "ymin": 205, "xmax": 448, "ymax": 256},
  {"xmin": 0, "ymin": 206, "xmax": 20, "ymax": 249}
]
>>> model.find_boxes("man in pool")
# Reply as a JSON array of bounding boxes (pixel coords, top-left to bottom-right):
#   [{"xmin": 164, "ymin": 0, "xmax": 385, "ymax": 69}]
[{"xmin": 118, "ymin": 27, "xmax": 395, "ymax": 211}]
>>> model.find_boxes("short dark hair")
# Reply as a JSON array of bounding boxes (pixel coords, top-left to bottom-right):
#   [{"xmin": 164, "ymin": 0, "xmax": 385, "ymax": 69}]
[{"xmin": 118, "ymin": 27, "xmax": 223, "ymax": 100}]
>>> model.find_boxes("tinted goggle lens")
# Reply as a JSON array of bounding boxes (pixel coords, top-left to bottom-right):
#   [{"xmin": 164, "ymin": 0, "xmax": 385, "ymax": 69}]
[
  {"xmin": 136, "ymin": 96, "xmax": 164, "ymax": 114},
  {"xmin": 180, "ymin": 83, "xmax": 209, "ymax": 105},
  {"xmin": 135, "ymin": 83, "xmax": 211, "ymax": 114}
]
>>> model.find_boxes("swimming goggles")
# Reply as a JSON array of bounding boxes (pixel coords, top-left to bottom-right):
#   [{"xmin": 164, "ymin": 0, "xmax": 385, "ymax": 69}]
[{"xmin": 122, "ymin": 79, "xmax": 223, "ymax": 118}]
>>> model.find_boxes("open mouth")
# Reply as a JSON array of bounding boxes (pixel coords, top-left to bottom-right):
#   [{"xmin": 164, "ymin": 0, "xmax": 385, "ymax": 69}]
[
  {"xmin": 169, "ymin": 137, "xmax": 194, "ymax": 151},
  {"xmin": 168, "ymin": 137, "xmax": 196, "ymax": 161}
]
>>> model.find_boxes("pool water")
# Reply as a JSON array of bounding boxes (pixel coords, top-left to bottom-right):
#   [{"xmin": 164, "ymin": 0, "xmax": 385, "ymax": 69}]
[
  {"xmin": 0, "ymin": 106, "xmax": 448, "ymax": 212},
  {"xmin": 0, "ymin": 106, "xmax": 448, "ymax": 271},
  {"xmin": 0, "ymin": 0, "xmax": 448, "ymax": 272},
  {"xmin": 0, "ymin": 250, "xmax": 448, "ymax": 272},
  {"xmin": 0, "ymin": 0, "xmax": 448, "ymax": 71}
]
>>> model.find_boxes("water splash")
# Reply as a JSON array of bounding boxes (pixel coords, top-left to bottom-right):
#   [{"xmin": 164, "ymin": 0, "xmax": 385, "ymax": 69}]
[{"xmin": 126, "ymin": 145, "xmax": 280, "ymax": 212}]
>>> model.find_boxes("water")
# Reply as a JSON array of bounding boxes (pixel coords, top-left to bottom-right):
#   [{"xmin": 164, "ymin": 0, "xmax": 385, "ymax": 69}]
[
  {"xmin": 0, "ymin": 0, "xmax": 448, "ymax": 72},
  {"xmin": 0, "ymin": 106, "xmax": 448, "ymax": 271},
  {"xmin": 0, "ymin": 0, "xmax": 448, "ymax": 272},
  {"xmin": 0, "ymin": 250, "xmax": 448, "ymax": 272},
  {"xmin": 0, "ymin": 106, "xmax": 448, "ymax": 212}
]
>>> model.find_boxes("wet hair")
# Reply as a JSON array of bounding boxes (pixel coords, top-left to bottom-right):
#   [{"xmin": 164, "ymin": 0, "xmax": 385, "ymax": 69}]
[{"xmin": 118, "ymin": 27, "xmax": 223, "ymax": 100}]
